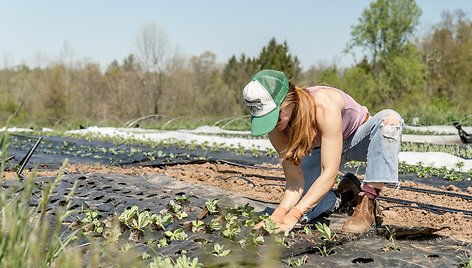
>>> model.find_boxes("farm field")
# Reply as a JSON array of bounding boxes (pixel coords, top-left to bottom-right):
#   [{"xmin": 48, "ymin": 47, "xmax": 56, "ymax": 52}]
[{"xmin": 1, "ymin": 126, "xmax": 471, "ymax": 267}]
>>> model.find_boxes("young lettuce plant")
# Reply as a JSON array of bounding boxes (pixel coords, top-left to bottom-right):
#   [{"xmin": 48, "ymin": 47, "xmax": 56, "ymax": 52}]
[
  {"xmin": 212, "ymin": 243, "xmax": 231, "ymax": 257},
  {"xmin": 222, "ymin": 221, "xmax": 241, "ymax": 240},
  {"xmin": 190, "ymin": 220, "xmax": 206, "ymax": 233},
  {"xmin": 129, "ymin": 210, "xmax": 152, "ymax": 242},
  {"xmin": 168, "ymin": 200, "xmax": 188, "ymax": 220},
  {"xmin": 164, "ymin": 228, "xmax": 188, "ymax": 241},
  {"xmin": 80, "ymin": 210, "xmax": 102, "ymax": 233},
  {"xmin": 101, "ymin": 217, "xmax": 122, "ymax": 242},
  {"xmin": 118, "ymin": 206, "xmax": 139, "ymax": 228},
  {"xmin": 315, "ymin": 222, "xmax": 337, "ymax": 242},
  {"xmin": 209, "ymin": 218, "xmax": 222, "ymax": 231},
  {"xmin": 205, "ymin": 198, "xmax": 220, "ymax": 214},
  {"xmin": 174, "ymin": 254, "xmax": 203, "ymax": 268},
  {"xmin": 151, "ymin": 213, "xmax": 173, "ymax": 230}
]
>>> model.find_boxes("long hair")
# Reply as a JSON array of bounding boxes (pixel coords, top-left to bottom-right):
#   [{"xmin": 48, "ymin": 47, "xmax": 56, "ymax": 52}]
[{"xmin": 282, "ymin": 81, "xmax": 317, "ymax": 165}]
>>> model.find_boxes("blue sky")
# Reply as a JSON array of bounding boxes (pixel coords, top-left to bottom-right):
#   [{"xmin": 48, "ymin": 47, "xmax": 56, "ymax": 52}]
[{"xmin": 0, "ymin": 0, "xmax": 470, "ymax": 70}]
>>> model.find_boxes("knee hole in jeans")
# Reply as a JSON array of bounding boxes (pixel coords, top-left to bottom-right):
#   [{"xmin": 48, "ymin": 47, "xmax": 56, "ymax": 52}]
[
  {"xmin": 381, "ymin": 114, "xmax": 401, "ymax": 126},
  {"xmin": 380, "ymin": 114, "xmax": 402, "ymax": 142}
]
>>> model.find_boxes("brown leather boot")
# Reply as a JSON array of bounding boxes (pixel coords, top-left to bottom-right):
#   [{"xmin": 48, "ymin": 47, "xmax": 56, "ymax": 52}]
[
  {"xmin": 335, "ymin": 173, "xmax": 362, "ymax": 210},
  {"xmin": 341, "ymin": 192, "xmax": 375, "ymax": 233}
]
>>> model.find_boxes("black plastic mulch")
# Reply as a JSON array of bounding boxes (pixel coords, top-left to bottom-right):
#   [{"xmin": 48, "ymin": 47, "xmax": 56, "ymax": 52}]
[
  {"xmin": 3, "ymin": 172, "xmax": 468, "ymax": 267},
  {"xmin": 5, "ymin": 133, "xmax": 471, "ymax": 190}
]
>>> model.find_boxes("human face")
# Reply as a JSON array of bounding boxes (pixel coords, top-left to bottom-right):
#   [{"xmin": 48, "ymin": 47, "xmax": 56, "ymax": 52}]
[{"xmin": 275, "ymin": 102, "xmax": 294, "ymax": 131}]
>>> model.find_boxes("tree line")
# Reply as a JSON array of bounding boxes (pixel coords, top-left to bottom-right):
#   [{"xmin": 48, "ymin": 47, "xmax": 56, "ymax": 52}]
[{"xmin": 0, "ymin": 0, "xmax": 471, "ymax": 128}]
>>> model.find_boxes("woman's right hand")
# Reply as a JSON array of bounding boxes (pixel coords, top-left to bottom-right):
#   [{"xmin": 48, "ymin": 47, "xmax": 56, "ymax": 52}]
[{"xmin": 254, "ymin": 207, "xmax": 287, "ymax": 229}]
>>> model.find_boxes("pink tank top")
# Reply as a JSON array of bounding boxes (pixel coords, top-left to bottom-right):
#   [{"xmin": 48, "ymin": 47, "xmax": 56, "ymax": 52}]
[{"xmin": 306, "ymin": 86, "xmax": 369, "ymax": 147}]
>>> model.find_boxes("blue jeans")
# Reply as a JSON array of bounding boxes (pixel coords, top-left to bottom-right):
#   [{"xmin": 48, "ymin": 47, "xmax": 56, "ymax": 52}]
[{"xmin": 300, "ymin": 109, "xmax": 404, "ymax": 222}]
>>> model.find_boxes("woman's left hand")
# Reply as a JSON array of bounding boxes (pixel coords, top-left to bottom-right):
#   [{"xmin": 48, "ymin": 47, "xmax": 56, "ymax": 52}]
[{"xmin": 276, "ymin": 207, "xmax": 304, "ymax": 236}]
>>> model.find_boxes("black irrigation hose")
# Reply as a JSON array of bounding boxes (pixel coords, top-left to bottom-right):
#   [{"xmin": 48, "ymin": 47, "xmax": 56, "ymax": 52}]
[
  {"xmin": 389, "ymin": 185, "xmax": 472, "ymax": 201},
  {"xmin": 217, "ymin": 169, "xmax": 285, "ymax": 181},
  {"xmin": 215, "ymin": 175, "xmax": 257, "ymax": 187},
  {"xmin": 17, "ymin": 137, "xmax": 42, "ymax": 176},
  {"xmin": 215, "ymin": 159, "xmax": 281, "ymax": 170},
  {"xmin": 377, "ymin": 196, "xmax": 472, "ymax": 216},
  {"xmin": 379, "ymin": 204, "xmax": 444, "ymax": 215}
]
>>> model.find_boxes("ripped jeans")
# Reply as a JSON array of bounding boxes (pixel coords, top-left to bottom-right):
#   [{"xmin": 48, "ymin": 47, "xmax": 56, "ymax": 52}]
[{"xmin": 300, "ymin": 109, "xmax": 404, "ymax": 223}]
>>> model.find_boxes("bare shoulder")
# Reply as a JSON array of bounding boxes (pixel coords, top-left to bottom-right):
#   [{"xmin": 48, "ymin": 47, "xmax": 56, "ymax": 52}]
[{"xmin": 268, "ymin": 128, "xmax": 289, "ymax": 154}]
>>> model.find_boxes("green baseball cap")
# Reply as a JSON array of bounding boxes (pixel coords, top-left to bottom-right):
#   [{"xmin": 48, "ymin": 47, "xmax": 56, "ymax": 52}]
[{"xmin": 242, "ymin": 70, "xmax": 289, "ymax": 136}]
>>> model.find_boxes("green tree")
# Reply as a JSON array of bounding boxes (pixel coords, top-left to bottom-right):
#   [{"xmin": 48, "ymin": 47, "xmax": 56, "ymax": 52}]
[
  {"xmin": 421, "ymin": 9, "xmax": 472, "ymax": 113},
  {"xmin": 346, "ymin": 0, "xmax": 422, "ymax": 73},
  {"xmin": 43, "ymin": 65, "xmax": 68, "ymax": 122},
  {"xmin": 258, "ymin": 38, "xmax": 301, "ymax": 79},
  {"xmin": 222, "ymin": 54, "xmax": 258, "ymax": 108},
  {"xmin": 343, "ymin": 0, "xmax": 425, "ymax": 111}
]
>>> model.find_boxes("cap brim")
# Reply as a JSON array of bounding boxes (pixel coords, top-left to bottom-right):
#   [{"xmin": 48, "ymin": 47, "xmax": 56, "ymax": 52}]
[{"xmin": 250, "ymin": 107, "xmax": 280, "ymax": 136}]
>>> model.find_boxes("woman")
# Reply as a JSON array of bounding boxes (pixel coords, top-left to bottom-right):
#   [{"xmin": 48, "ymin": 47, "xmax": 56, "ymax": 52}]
[{"xmin": 243, "ymin": 69, "xmax": 403, "ymax": 234}]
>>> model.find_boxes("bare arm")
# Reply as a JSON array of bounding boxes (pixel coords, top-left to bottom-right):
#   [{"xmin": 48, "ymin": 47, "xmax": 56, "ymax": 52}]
[
  {"xmin": 268, "ymin": 129, "xmax": 304, "ymax": 211},
  {"xmin": 293, "ymin": 90, "xmax": 344, "ymax": 212}
]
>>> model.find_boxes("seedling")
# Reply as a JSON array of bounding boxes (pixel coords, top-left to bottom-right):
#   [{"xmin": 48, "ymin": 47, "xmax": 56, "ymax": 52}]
[
  {"xmin": 152, "ymin": 213, "xmax": 173, "ymax": 230},
  {"xmin": 174, "ymin": 210, "xmax": 189, "ymax": 220},
  {"xmin": 80, "ymin": 210, "xmax": 102, "ymax": 233},
  {"xmin": 175, "ymin": 194, "xmax": 190, "ymax": 204},
  {"xmin": 222, "ymin": 222, "xmax": 241, "ymax": 240},
  {"xmin": 303, "ymin": 226, "xmax": 313, "ymax": 235},
  {"xmin": 223, "ymin": 213, "xmax": 238, "ymax": 224},
  {"xmin": 118, "ymin": 206, "xmax": 139, "ymax": 228},
  {"xmin": 314, "ymin": 245, "xmax": 335, "ymax": 256},
  {"xmin": 209, "ymin": 218, "xmax": 222, "ymax": 231},
  {"xmin": 212, "ymin": 243, "xmax": 231, "ymax": 257},
  {"xmin": 149, "ymin": 256, "xmax": 173, "ymax": 267},
  {"xmin": 249, "ymin": 233, "xmax": 265, "ymax": 246},
  {"xmin": 102, "ymin": 217, "xmax": 122, "ymax": 241},
  {"xmin": 235, "ymin": 145, "xmax": 245, "ymax": 155},
  {"xmin": 141, "ymin": 252, "xmax": 152, "ymax": 260},
  {"xmin": 251, "ymin": 147, "xmax": 260, "ymax": 158},
  {"xmin": 315, "ymin": 222, "xmax": 337, "ymax": 242},
  {"xmin": 164, "ymin": 228, "xmax": 188, "ymax": 241},
  {"xmin": 191, "ymin": 220, "xmax": 206, "ymax": 233},
  {"xmin": 205, "ymin": 198, "xmax": 220, "ymax": 214},
  {"xmin": 130, "ymin": 210, "xmax": 152, "ymax": 231},
  {"xmin": 174, "ymin": 255, "xmax": 202, "ymax": 268},
  {"xmin": 263, "ymin": 218, "xmax": 278, "ymax": 235},
  {"xmin": 382, "ymin": 226, "xmax": 400, "ymax": 252},
  {"xmin": 156, "ymin": 237, "xmax": 169, "ymax": 248},
  {"xmin": 265, "ymin": 148, "xmax": 277, "ymax": 157},
  {"xmin": 143, "ymin": 151, "xmax": 156, "ymax": 161},
  {"xmin": 156, "ymin": 150, "xmax": 166, "ymax": 158},
  {"xmin": 285, "ymin": 255, "xmax": 308, "ymax": 267},
  {"xmin": 168, "ymin": 200, "xmax": 183, "ymax": 213},
  {"xmin": 235, "ymin": 203, "xmax": 255, "ymax": 218}
]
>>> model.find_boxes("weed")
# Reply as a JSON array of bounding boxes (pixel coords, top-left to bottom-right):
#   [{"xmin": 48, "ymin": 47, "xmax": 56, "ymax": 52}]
[
  {"xmin": 285, "ymin": 255, "xmax": 308, "ymax": 267},
  {"xmin": 382, "ymin": 226, "xmax": 400, "ymax": 252}
]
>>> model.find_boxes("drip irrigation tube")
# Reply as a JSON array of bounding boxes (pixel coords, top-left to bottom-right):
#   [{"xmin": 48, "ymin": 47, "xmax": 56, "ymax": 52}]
[
  {"xmin": 390, "ymin": 185, "xmax": 472, "ymax": 201},
  {"xmin": 377, "ymin": 196, "xmax": 472, "ymax": 216},
  {"xmin": 17, "ymin": 137, "xmax": 42, "ymax": 176}
]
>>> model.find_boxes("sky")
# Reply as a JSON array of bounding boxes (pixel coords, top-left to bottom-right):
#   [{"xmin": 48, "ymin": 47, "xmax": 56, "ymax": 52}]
[{"xmin": 1, "ymin": 0, "xmax": 470, "ymax": 70}]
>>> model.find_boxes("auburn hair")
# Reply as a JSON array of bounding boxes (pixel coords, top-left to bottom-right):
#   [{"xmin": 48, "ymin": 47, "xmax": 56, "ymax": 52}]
[{"xmin": 282, "ymin": 81, "xmax": 317, "ymax": 165}]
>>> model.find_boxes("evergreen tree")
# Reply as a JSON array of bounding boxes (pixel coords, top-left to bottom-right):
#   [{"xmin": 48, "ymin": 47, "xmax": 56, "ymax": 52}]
[{"xmin": 258, "ymin": 38, "xmax": 301, "ymax": 79}]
